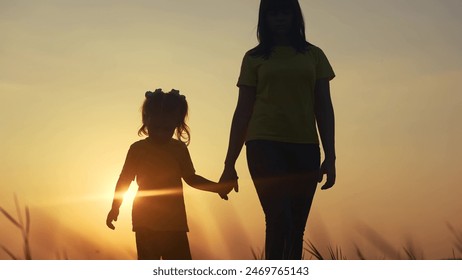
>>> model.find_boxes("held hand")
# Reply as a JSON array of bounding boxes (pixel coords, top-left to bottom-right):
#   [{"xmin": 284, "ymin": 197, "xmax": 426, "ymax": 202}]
[
  {"xmin": 217, "ymin": 181, "xmax": 234, "ymax": 201},
  {"xmin": 318, "ymin": 158, "xmax": 336, "ymax": 190},
  {"xmin": 106, "ymin": 208, "xmax": 119, "ymax": 230},
  {"xmin": 218, "ymin": 190, "xmax": 229, "ymax": 201},
  {"xmin": 219, "ymin": 166, "xmax": 239, "ymax": 194}
]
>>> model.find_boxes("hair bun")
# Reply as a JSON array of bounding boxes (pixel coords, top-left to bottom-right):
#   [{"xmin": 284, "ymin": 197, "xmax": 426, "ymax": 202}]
[
  {"xmin": 169, "ymin": 89, "xmax": 180, "ymax": 96},
  {"xmin": 145, "ymin": 88, "xmax": 165, "ymax": 98}
]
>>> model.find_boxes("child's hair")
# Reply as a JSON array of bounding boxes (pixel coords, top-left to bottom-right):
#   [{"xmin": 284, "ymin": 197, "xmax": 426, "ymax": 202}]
[{"xmin": 138, "ymin": 88, "xmax": 191, "ymax": 145}]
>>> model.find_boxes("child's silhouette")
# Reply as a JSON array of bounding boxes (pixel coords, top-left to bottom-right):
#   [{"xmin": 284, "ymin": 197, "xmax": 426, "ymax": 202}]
[{"xmin": 106, "ymin": 89, "xmax": 227, "ymax": 260}]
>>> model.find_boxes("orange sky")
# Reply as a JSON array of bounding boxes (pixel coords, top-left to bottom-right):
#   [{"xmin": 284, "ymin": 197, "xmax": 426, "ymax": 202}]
[{"xmin": 1, "ymin": 0, "xmax": 462, "ymax": 260}]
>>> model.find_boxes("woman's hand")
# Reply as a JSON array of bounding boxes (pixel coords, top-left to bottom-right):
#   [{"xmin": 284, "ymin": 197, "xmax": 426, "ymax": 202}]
[
  {"xmin": 219, "ymin": 165, "xmax": 239, "ymax": 194},
  {"xmin": 106, "ymin": 208, "xmax": 119, "ymax": 230},
  {"xmin": 319, "ymin": 158, "xmax": 336, "ymax": 190}
]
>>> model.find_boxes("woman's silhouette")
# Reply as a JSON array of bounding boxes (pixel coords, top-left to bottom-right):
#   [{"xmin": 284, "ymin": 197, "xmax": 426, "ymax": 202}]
[
  {"xmin": 220, "ymin": 0, "xmax": 336, "ymax": 260},
  {"xmin": 106, "ymin": 89, "xmax": 227, "ymax": 260}
]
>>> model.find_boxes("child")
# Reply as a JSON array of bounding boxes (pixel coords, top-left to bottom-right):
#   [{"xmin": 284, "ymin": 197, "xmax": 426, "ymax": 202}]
[{"xmin": 106, "ymin": 88, "xmax": 228, "ymax": 260}]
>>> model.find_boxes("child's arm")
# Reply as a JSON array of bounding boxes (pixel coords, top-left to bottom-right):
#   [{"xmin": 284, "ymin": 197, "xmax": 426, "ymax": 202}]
[
  {"xmin": 106, "ymin": 145, "xmax": 137, "ymax": 230},
  {"xmin": 106, "ymin": 177, "xmax": 131, "ymax": 230},
  {"xmin": 183, "ymin": 174, "xmax": 229, "ymax": 200}
]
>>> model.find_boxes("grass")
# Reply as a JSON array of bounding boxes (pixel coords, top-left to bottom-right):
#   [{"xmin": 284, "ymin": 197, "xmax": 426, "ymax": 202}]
[
  {"xmin": 1, "ymin": 195, "xmax": 69, "ymax": 260},
  {"xmin": 304, "ymin": 240, "xmax": 418, "ymax": 260},
  {"xmin": 305, "ymin": 240, "xmax": 347, "ymax": 260},
  {"xmin": 250, "ymin": 223, "xmax": 462, "ymax": 260},
  {"xmin": 0, "ymin": 194, "xmax": 31, "ymax": 260},
  {"xmin": 447, "ymin": 222, "xmax": 462, "ymax": 256},
  {"xmin": 250, "ymin": 247, "xmax": 265, "ymax": 260},
  {"xmin": 304, "ymin": 223, "xmax": 462, "ymax": 260},
  {"xmin": 2, "ymin": 196, "xmax": 462, "ymax": 260}
]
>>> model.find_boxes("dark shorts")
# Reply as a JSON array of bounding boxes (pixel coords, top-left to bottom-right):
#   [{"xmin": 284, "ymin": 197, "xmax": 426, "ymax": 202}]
[{"xmin": 135, "ymin": 229, "xmax": 191, "ymax": 260}]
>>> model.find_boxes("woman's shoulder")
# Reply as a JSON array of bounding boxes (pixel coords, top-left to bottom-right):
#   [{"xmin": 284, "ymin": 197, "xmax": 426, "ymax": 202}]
[
  {"xmin": 244, "ymin": 45, "xmax": 258, "ymax": 55},
  {"xmin": 243, "ymin": 45, "xmax": 266, "ymax": 58},
  {"xmin": 240, "ymin": 47, "xmax": 265, "ymax": 65},
  {"xmin": 243, "ymin": 44, "xmax": 326, "ymax": 57},
  {"xmin": 306, "ymin": 43, "xmax": 329, "ymax": 56}
]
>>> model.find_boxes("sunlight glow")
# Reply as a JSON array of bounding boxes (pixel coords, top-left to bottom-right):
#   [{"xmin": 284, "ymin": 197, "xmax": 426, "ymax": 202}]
[{"xmin": 120, "ymin": 187, "xmax": 183, "ymax": 203}]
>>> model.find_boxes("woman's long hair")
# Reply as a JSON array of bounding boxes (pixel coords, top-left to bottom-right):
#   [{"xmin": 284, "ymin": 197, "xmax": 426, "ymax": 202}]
[{"xmin": 250, "ymin": 0, "xmax": 311, "ymax": 58}]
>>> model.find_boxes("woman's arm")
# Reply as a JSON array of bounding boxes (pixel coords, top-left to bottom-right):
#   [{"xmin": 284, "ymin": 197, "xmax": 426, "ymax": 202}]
[
  {"xmin": 314, "ymin": 78, "xmax": 336, "ymax": 190},
  {"xmin": 219, "ymin": 85, "xmax": 256, "ymax": 192}
]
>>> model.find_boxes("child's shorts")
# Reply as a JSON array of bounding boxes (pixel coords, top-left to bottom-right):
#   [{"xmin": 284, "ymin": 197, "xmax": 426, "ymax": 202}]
[{"xmin": 135, "ymin": 229, "xmax": 191, "ymax": 260}]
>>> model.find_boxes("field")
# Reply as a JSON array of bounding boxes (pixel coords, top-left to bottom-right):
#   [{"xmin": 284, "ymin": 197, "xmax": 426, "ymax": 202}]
[{"xmin": 2, "ymin": 196, "xmax": 461, "ymax": 260}]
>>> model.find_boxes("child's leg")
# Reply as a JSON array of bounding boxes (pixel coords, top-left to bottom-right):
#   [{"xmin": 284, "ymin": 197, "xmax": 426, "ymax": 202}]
[
  {"xmin": 160, "ymin": 231, "xmax": 192, "ymax": 260},
  {"xmin": 135, "ymin": 230, "xmax": 162, "ymax": 260}
]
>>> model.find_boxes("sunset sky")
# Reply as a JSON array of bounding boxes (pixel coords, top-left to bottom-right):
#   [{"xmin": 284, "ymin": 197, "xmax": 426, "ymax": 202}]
[{"xmin": 1, "ymin": 0, "xmax": 462, "ymax": 260}]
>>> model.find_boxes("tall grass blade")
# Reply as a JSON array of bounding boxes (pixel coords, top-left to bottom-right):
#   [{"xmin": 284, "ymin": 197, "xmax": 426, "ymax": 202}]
[
  {"xmin": 0, "ymin": 244, "xmax": 18, "ymax": 260},
  {"xmin": 250, "ymin": 247, "xmax": 264, "ymax": 260},
  {"xmin": 357, "ymin": 224, "xmax": 399, "ymax": 259},
  {"xmin": 250, "ymin": 247, "xmax": 258, "ymax": 260},
  {"xmin": 14, "ymin": 194, "xmax": 24, "ymax": 227},
  {"xmin": 1, "ymin": 198, "xmax": 33, "ymax": 260},
  {"xmin": 327, "ymin": 245, "xmax": 346, "ymax": 260},
  {"xmin": 56, "ymin": 250, "xmax": 70, "ymax": 260},
  {"xmin": 24, "ymin": 241, "xmax": 32, "ymax": 260},
  {"xmin": 304, "ymin": 240, "xmax": 324, "ymax": 260},
  {"xmin": 353, "ymin": 243, "xmax": 366, "ymax": 260},
  {"xmin": 63, "ymin": 250, "xmax": 69, "ymax": 260},
  {"xmin": 327, "ymin": 244, "xmax": 336, "ymax": 259},
  {"xmin": 0, "ymin": 207, "xmax": 21, "ymax": 228},
  {"xmin": 25, "ymin": 206, "xmax": 31, "ymax": 236},
  {"xmin": 23, "ymin": 206, "xmax": 32, "ymax": 260},
  {"xmin": 338, "ymin": 246, "xmax": 346, "ymax": 260},
  {"xmin": 403, "ymin": 246, "xmax": 417, "ymax": 260},
  {"xmin": 447, "ymin": 223, "xmax": 462, "ymax": 254}
]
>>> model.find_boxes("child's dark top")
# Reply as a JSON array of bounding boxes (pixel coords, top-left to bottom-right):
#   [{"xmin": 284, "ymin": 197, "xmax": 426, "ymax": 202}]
[{"xmin": 114, "ymin": 138, "xmax": 196, "ymax": 232}]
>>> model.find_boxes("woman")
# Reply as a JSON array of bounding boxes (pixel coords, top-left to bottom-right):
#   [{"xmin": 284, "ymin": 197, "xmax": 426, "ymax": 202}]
[{"xmin": 220, "ymin": 0, "xmax": 336, "ymax": 260}]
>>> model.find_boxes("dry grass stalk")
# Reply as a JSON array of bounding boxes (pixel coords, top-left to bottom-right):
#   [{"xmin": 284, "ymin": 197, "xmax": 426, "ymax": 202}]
[
  {"xmin": 304, "ymin": 240, "xmax": 324, "ymax": 260},
  {"xmin": 250, "ymin": 247, "xmax": 265, "ymax": 260},
  {"xmin": 0, "ymin": 194, "xmax": 32, "ymax": 260}
]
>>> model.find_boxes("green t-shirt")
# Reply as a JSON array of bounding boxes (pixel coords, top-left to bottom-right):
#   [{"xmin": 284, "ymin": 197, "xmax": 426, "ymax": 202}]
[{"xmin": 237, "ymin": 45, "xmax": 335, "ymax": 144}]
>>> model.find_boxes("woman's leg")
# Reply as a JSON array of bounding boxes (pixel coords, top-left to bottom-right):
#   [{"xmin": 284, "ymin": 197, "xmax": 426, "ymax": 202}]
[
  {"xmin": 285, "ymin": 171, "xmax": 318, "ymax": 259},
  {"xmin": 285, "ymin": 143, "xmax": 320, "ymax": 259},
  {"xmin": 246, "ymin": 140, "xmax": 291, "ymax": 260},
  {"xmin": 246, "ymin": 141, "xmax": 320, "ymax": 260}
]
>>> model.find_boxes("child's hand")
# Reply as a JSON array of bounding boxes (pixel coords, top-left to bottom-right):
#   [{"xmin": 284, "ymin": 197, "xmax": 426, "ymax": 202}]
[
  {"xmin": 106, "ymin": 208, "xmax": 119, "ymax": 230},
  {"xmin": 218, "ymin": 191, "xmax": 229, "ymax": 200},
  {"xmin": 217, "ymin": 182, "xmax": 233, "ymax": 200}
]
